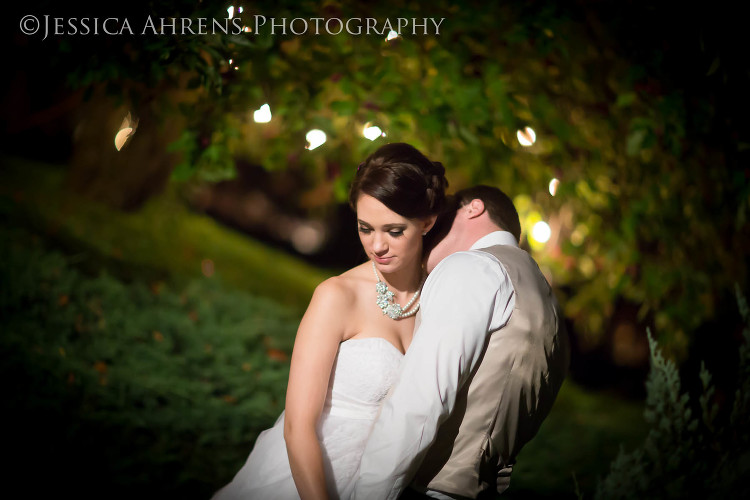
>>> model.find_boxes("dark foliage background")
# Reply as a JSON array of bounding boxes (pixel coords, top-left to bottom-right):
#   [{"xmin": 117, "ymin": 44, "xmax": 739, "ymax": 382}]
[{"xmin": 1, "ymin": 0, "xmax": 748, "ymax": 498}]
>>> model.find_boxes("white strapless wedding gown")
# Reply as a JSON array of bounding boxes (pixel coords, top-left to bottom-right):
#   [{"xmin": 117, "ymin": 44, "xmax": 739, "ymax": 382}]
[{"xmin": 212, "ymin": 337, "xmax": 403, "ymax": 499}]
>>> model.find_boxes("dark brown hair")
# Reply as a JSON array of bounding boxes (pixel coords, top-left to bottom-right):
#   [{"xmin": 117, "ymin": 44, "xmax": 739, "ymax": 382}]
[
  {"xmin": 454, "ymin": 185, "xmax": 521, "ymax": 242},
  {"xmin": 349, "ymin": 142, "xmax": 448, "ymax": 219}
]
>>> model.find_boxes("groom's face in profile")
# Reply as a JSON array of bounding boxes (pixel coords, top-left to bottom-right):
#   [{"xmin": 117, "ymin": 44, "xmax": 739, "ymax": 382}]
[{"xmin": 424, "ymin": 196, "xmax": 462, "ymax": 273}]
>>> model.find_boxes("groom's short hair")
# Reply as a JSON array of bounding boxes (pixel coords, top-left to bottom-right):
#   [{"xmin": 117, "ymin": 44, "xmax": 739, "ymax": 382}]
[{"xmin": 454, "ymin": 185, "xmax": 522, "ymax": 242}]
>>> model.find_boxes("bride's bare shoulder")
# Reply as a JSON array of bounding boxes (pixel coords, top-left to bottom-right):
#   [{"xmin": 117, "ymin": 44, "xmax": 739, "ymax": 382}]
[{"xmin": 311, "ymin": 262, "xmax": 371, "ymax": 307}]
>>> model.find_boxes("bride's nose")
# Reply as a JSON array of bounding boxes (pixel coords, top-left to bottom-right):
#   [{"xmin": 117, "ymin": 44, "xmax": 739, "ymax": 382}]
[{"xmin": 372, "ymin": 233, "xmax": 389, "ymax": 255}]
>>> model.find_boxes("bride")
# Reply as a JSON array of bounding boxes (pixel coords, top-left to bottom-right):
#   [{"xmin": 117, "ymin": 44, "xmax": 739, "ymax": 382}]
[{"xmin": 212, "ymin": 143, "xmax": 448, "ymax": 499}]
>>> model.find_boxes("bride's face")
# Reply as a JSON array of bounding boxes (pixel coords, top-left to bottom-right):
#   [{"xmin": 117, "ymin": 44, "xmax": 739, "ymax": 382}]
[{"xmin": 356, "ymin": 194, "xmax": 433, "ymax": 274}]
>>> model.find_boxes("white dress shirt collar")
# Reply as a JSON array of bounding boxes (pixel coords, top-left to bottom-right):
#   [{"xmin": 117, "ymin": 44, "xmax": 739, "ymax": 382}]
[{"xmin": 469, "ymin": 230, "xmax": 518, "ymax": 250}]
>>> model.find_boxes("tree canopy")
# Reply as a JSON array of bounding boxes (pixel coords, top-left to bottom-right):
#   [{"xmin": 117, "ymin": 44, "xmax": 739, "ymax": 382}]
[{"xmin": 11, "ymin": 0, "xmax": 750, "ymax": 357}]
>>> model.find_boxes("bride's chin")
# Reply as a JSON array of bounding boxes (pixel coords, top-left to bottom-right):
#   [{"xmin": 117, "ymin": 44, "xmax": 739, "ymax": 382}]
[
  {"xmin": 377, "ymin": 255, "xmax": 424, "ymax": 273},
  {"xmin": 373, "ymin": 262, "xmax": 392, "ymax": 272},
  {"xmin": 373, "ymin": 261, "xmax": 399, "ymax": 275}
]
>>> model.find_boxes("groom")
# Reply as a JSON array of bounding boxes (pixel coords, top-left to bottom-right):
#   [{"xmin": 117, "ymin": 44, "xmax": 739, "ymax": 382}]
[{"xmin": 352, "ymin": 185, "xmax": 570, "ymax": 499}]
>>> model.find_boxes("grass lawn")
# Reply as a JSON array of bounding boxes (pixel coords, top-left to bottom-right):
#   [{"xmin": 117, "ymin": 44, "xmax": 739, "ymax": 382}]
[
  {"xmin": 1, "ymin": 155, "xmax": 332, "ymax": 312},
  {"xmin": 506, "ymin": 381, "xmax": 645, "ymax": 498}
]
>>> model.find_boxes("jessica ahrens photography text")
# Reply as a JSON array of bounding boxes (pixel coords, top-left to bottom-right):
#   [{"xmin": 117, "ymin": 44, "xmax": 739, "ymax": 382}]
[{"xmin": 19, "ymin": 14, "xmax": 446, "ymax": 40}]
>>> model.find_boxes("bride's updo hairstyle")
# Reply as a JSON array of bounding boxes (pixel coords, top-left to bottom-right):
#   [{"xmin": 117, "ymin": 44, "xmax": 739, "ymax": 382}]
[{"xmin": 349, "ymin": 142, "xmax": 448, "ymax": 219}]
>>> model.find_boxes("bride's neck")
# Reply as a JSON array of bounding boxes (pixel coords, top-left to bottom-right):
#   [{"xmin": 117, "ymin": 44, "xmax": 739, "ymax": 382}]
[{"xmin": 379, "ymin": 262, "xmax": 425, "ymax": 294}]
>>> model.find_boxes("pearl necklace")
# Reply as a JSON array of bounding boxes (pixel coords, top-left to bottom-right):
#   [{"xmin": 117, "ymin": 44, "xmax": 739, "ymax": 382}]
[{"xmin": 372, "ymin": 261, "xmax": 423, "ymax": 320}]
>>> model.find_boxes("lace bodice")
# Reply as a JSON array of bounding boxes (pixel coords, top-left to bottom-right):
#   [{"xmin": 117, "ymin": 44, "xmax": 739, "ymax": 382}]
[{"xmin": 324, "ymin": 337, "xmax": 404, "ymax": 420}]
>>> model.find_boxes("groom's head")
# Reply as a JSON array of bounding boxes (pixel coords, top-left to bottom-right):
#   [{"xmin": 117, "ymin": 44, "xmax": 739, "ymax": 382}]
[{"xmin": 425, "ymin": 185, "xmax": 520, "ymax": 272}]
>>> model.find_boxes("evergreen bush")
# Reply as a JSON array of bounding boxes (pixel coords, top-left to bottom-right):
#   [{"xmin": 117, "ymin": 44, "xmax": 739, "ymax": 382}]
[
  {"xmin": 595, "ymin": 286, "xmax": 750, "ymax": 499},
  {"xmin": 0, "ymin": 225, "xmax": 301, "ymax": 499}
]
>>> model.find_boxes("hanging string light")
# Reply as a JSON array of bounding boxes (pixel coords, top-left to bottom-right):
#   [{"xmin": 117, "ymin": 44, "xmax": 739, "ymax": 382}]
[
  {"xmin": 306, "ymin": 129, "xmax": 327, "ymax": 150},
  {"xmin": 549, "ymin": 178, "xmax": 560, "ymax": 196},
  {"xmin": 531, "ymin": 221, "xmax": 551, "ymax": 243},
  {"xmin": 253, "ymin": 104, "xmax": 272, "ymax": 123},
  {"xmin": 114, "ymin": 112, "xmax": 138, "ymax": 151},
  {"xmin": 517, "ymin": 126, "xmax": 536, "ymax": 146},
  {"xmin": 363, "ymin": 123, "xmax": 385, "ymax": 141}
]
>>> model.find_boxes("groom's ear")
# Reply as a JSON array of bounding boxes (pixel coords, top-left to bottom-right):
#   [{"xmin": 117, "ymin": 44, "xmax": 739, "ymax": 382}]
[{"xmin": 464, "ymin": 199, "xmax": 486, "ymax": 219}]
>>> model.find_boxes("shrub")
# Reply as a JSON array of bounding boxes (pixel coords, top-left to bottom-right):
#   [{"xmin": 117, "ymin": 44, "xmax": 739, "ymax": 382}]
[
  {"xmin": 0, "ymin": 226, "xmax": 301, "ymax": 499},
  {"xmin": 595, "ymin": 286, "xmax": 750, "ymax": 499}
]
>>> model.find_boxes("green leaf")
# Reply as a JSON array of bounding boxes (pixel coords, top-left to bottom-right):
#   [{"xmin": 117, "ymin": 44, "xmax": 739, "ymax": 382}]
[
  {"xmin": 329, "ymin": 100, "xmax": 358, "ymax": 116},
  {"xmin": 706, "ymin": 56, "xmax": 720, "ymax": 76},
  {"xmin": 170, "ymin": 161, "xmax": 196, "ymax": 181},
  {"xmin": 626, "ymin": 129, "xmax": 647, "ymax": 156},
  {"xmin": 616, "ymin": 92, "xmax": 637, "ymax": 108}
]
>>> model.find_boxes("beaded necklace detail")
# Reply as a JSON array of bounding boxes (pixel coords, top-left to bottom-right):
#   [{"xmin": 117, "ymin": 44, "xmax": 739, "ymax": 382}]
[{"xmin": 372, "ymin": 261, "xmax": 423, "ymax": 320}]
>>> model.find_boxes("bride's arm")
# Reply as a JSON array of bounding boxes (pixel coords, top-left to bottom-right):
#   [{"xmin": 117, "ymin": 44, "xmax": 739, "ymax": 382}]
[{"xmin": 284, "ymin": 278, "xmax": 351, "ymax": 500}]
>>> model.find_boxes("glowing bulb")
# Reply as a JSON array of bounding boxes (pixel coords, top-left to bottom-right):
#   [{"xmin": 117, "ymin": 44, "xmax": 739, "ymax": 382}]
[
  {"xmin": 253, "ymin": 104, "xmax": 272, "ymax": 123},
  {"xmin": 531, "ymin": 221, "xmax": 551, "ymax": 243},
  {"xmin": 243, "ymin": 26, "xmax": 251, "ymax": 32},
  {"xmin": 114, "ymin": 128, "xmax": 133, "ymax": 151},
  {"xmin": 238, "ymin": 6, "xmax": 244, "ymax": 13},
  {"xmin": 227, "ymin": 6, "xmax": 234, "ymax": 19},
  {"xmin": 363, "ymin": 124, "xmax": 385, "ymax": 141},
  {"xmin": 549, "ymin": 178, "xmax": 560, "ymax": 196},
  {"xmin": 385, "ymin": 30, "xmax": 399, "ymax": 41},
  {"xmin": 306, "ymin": 129, "xmax": 327, "ymax": 150},
  {"xmin": 517, "ymin": 126, "xmax": 536, "ymax": 146},
  {"xmin": 114, "ymin": 112, "xmax": 138, "ymax": 151}
]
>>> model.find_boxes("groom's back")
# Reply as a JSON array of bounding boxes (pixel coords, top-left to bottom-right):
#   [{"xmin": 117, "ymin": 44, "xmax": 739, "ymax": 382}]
[{"xmin": 413, "ymin": 244, "xmax": 570, "ymax": 497}]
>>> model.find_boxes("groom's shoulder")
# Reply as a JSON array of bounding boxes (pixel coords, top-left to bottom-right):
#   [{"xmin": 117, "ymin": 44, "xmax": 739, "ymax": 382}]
[
  {"xmin": 434, "ymin": 249, "xmax": 503, "ymax": 274},
  {"xmin": 425, "ymin": 251, "xmax": 507, "ymax": 297}
]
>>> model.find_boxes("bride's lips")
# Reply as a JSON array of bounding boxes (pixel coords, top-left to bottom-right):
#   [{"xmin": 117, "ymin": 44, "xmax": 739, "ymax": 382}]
[{"xmin": 373, "ymin": 255, "xmax": 393, "ymax": 264}]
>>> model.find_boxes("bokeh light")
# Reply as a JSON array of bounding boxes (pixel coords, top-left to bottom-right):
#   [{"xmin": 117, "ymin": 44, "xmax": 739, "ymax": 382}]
[
  {"xmin": 253, "ymin": 104, "xmax": 272, "ymax": 123},
  {"xmin": 305, "ymin": 129, "xmax": 327, "ymax": 150},
  {"xmin": 291, "ymin": 221, "xmax": 326, "ymax": 254},
  {"xmin": 531, "ymin": 221, "xmax": 551, "ymax": 244},
  {"xmin": 363, "ymin": 123, "xmax": 385, "ymax": 141},
  {"xmin": 517, "ymin": 126, "xmax": 537, "ymax": 146},
  {"xmin": 549, "ymin": 178, "xmax": 560, "ymax": 196},
  {"xmin": 114, "ymin": 112, "xmax": 137, "ymax": 151}
]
